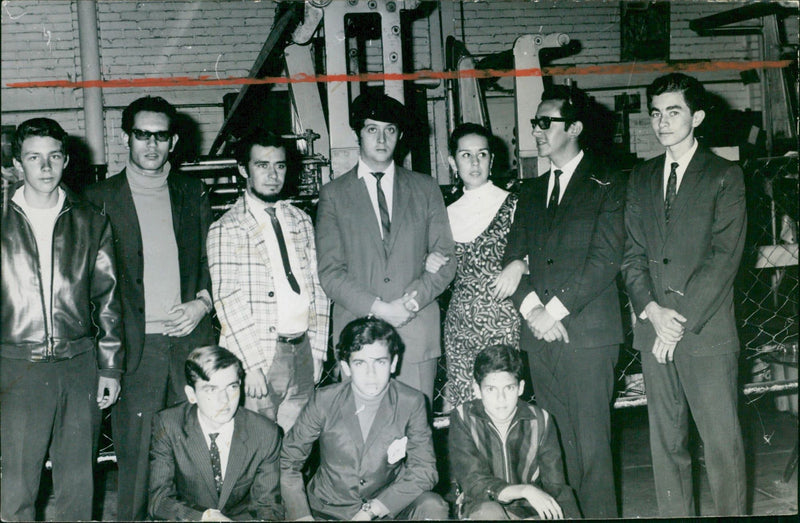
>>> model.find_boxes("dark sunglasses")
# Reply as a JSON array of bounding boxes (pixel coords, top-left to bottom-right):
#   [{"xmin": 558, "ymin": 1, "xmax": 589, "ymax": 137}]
[
  {"xmin": 530, "ymin": 116, "xmax": 571, "ymax": 130},
  {"xmin": 130, "ymin": 129, "xmax": 172, "ymax": 142}
]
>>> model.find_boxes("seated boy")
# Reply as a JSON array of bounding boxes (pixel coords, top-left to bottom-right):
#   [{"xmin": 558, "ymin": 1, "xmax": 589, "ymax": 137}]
[
  {"xmin": 449, "ymin": 344, "xmax": 580, "ymax": 519},
  {"xmin": 281, "ymin": 317, "xmax": 449, "ymax": 520},
  {"xmin": 148, "ymin": 346, "xmax": 284, "ymax": 521}
]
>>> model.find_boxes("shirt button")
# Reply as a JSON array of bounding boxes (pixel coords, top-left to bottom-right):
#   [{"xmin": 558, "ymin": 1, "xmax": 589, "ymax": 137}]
[
  {"xmin": 268, "ymin": 291, "xmax": 274, "ymax": 297},
  {"xmin": 359, "ymin": 479, "xmax": 366, "ymax": 486},
  {"xmin": 663, "ymin": 258, "xmax": 670, "ymax": 265},
  {"xmin": 269, "ymin": 326, "xmax": 276, "ymax": 333},
  {"xmin": 546, "ymin": 258, "xmax": 553, "ymax": 265},
  {"xmin": 384, "ymin": 277, "xmax": 390, "ymax": 283}
]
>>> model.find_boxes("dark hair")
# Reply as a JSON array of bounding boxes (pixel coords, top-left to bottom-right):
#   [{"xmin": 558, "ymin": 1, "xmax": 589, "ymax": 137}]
[
  {"xmin": 336, "ymin": 317, "xmax": 404, "ymax": 363},
  {"xmin": 234, "ymin": 128, "xmax": 287, "ymax": 166},
  {"xmin": 646, "ymin": 73, "xmax": 706, "ymax": 114},
  {"xmin": 121, "ymin": 96, "xmax": 177, "ymax": 134},
  {"xmin": 448, "ymin": 122, "xmax": 493, "ymax": 157},
  {"xmin": 13, "ymin": 118, "xmax": 67, "ymax": 161},
  {"xmin": 540, "ymin": 84, "xmax": 589, "ymax": 131},
  {"xmin": 473, "ymin": 344, "xmax": 524, "ymax": 385},
  {"xmin": 185, "ymin": 345, "xmax": 245, "ymax": 389},
  {"xmin": 349, "ymin": 92, "xmax": 408, "ymax": 135}
]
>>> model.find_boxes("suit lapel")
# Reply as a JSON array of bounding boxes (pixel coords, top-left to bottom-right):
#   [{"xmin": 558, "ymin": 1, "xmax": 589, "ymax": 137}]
[
  {"xmin": 385, "ymin": 168, "xmax": 409, "ymax": 256},
  {"xmin": 666, "ymin": 148, "xmax": 706, "ymax": 232},
  {"xmin": 237, "ymin": 197, "xmax": 274, "ymax": 272},
  {"xmin": 648, "ymin": 156, "xmax": 667, "ymax": 240},
  {"xmin": 550, "ymin": 158, "xmax": 590, "ymax": 230},
  {"xmin": 167, "ymin": 175, "xmax": 184, "ymax": 242},
  {"xmin": 218, "ymin": 411, "xmax": 248, "ymax": 509},
  {"xmin": 340, "ymin": 386, "xmax": 366, "ymax": 459},
  {"xmin": 182, "ymin": 405, "xmax": 220, "ymax": 504},
  {"xmin": 108, "ymin": 171, "xmax": 144, "ymax": 254},
  {"xmin": 346, "ymin": 173, "xmax": 387, "ymax": 259},
  {"xmin": 362, "ymin": 384, "xmax": 396, "ymax": 454}
]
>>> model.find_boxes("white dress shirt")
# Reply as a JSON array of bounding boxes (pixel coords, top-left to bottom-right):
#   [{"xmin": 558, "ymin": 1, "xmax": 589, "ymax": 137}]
[
  {"xmin": 663, "ymin": 138, "xmax": 699, "ymax": 198},
  {"xmin": 357, "ymin": 159, "xmax": 395, "ymax": 240},
  {"xmin": 197, "ymin": 413, "xmax": 235, "ymax": 481}
]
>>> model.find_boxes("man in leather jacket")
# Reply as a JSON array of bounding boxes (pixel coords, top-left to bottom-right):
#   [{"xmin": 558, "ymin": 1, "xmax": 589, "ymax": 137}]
[{"xmin": 0, "ymin": 117, "xmax": 124, "ymax": 521}]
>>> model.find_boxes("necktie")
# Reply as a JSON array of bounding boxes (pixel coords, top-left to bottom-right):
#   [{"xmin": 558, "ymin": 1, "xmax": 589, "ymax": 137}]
[
  {"xmin": 265, "ymin": 207, "xmax": 301, "ymax": 294},
  {"xmin": 372, "ymin": 172, "xmax": 391, "ymax": 240},
  {"xmin": 209, "ymin": 432, "xmax": 223, "ymax": 495},
  {"xmin": 547, "ymin": 169, "xmax": 562, "ymax": 223},
  {"xmin": 665, "ymin": 162, "xmax": 678, "ymax": 223}
]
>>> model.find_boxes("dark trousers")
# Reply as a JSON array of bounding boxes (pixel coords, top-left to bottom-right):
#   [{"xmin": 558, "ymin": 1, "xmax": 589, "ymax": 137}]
[
  {"xmin": 641, "ymin": 349, "xmax": 746, "ymax": 516},
  {"xmin": 526, "ymin": 344, "xmax": 619, "ymax": 518},
  {"xmin": 112, "ymin": 334, "xmax": 194, "ymax": 521},
  {"xmin": 311, "ymin": 491, "xmax": 449, "ymax": 520},
  {"xmin": 244, "ymin": 334, "xmax": 314, "ymax": 432},
  {"xmin": 0, "ymin": 352, "xmax": 100, "ymax": 521}
]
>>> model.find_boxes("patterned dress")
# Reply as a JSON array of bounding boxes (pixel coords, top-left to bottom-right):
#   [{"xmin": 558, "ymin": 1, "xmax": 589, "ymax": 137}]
[{"xmin": 444, "ymin": 193, "xmax": 521, "ymax": 406}]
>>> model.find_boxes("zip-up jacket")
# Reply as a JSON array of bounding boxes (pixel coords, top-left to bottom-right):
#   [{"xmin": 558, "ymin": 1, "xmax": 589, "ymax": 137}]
[
  {"xmin": 1, "ymin": 182, "xmax": 123, "ymax": 376},
  {"xmin": 449, "ymin": 399, "xmax": 579, "ymax": 516}
]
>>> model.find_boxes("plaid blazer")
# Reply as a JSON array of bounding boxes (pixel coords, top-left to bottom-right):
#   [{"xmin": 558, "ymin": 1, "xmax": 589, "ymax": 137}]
[{"xmin": 207, "ymin": 196, "xmax": 330, "ymax": 372}]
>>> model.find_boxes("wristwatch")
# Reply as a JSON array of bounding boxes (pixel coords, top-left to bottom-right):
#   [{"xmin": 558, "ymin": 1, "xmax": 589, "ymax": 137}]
[{"xmin": 361, "ymin": 501, "xmax": 379, "ymax": 519}]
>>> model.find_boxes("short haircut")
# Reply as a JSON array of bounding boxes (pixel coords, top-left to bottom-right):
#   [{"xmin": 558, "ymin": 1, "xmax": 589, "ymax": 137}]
[
  {"xmin": 336, "ymin": 317, "xmax": 404, "ymax": 363},
  {"xmin": 473, "ymin": 344, "xmax": 524, "ymax": 385},
  {"xmin": 234, "ymin": 128, "xmax": 287, "ymax": 166},
  {"xmin": 448, "ymin": 122, "xmax": 493, "ymax": 157},
  {"xmin": 540, "ymin": 84, "xmax": 588, "ymax": 130},
  {"xmin": 13, "ymin": 118, "xmax": 67, "ymax": 161},
  {"xmin": 121, "ymin": 95, "xmax": 177, "ymax": 134},
  {"xmin": 185, "ymin": 345, "xmax": 245, "ymax": 389},
  {"xmin": 646, "ymin": 73, "xmax": 706, "ymax": 114}
]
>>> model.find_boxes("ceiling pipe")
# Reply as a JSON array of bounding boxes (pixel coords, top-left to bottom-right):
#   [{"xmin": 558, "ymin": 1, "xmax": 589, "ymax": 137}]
[{"xmin": 77, "ymin": 0, "xmax": 106, "ymax": 165}]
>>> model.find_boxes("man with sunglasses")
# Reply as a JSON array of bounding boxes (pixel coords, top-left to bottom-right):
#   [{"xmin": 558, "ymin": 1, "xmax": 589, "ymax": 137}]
[
  {"xmin": 503, "ymin": 85, "xmax": 626, "ymax": 518},
  {"xmin": 84, "ymin": 95, "xmax": 215, "ymax": 521}
]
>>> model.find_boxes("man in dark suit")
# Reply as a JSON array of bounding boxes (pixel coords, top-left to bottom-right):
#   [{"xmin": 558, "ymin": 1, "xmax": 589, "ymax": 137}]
[
  {"xmin": 316, "ymin": 93, "xmax": 456, "ymax": 402},
  {"xmin": 622, "ymin": 73, "xmax": 747, "ymax": 516},
  {"xmin": 84, "ymin": 96, "xmax": 216, "ymax": 521},
  {"xmin": 281, "ymin": 317, "xmax": 448, "ymax": 521},
  {"xmin": 149, "ymin": 345, "xmax": 283, "ymax": 521},
  {"xmin": 503, "ymin": 85, "xmax": 625, "ymax": 518}
]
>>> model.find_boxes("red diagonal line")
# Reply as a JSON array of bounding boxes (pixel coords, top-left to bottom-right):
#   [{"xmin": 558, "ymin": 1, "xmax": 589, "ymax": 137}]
[{"xmin": 5, "ymin": 60, "xmax": 792, "ymax": 89}]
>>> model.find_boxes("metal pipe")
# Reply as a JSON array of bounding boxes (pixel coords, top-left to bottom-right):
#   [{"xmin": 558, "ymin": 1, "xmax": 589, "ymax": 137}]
[{"xmin": 77, "ymin": 0, "xmax": 105, "ymax": 165}]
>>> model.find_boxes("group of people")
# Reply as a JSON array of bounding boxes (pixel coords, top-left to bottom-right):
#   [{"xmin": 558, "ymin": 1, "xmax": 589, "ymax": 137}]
[{"xmin": 0, "ymin": 70, "xmax": 747, "ymax": 520}]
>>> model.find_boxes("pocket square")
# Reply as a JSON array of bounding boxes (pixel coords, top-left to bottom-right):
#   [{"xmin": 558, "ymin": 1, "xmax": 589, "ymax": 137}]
[{"xmin": 387, "ymin": 436, "xmax": 408, "ymax": 464}]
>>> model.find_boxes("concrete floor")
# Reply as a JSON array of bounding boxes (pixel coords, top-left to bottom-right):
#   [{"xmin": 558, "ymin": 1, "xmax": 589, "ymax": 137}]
[{"xmin": 35, "ymin": 395, "xmax": 798, "ymax": 520}]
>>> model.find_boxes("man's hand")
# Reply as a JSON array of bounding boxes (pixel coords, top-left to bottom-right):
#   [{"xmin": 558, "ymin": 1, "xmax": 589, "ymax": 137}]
[
  {"xmin": 244, "ymin": 367, "xmax": 268, "ymax": 399},
  {"xmin": 96, "ymin": 376, "xmax": 121, "ymax": 409},
  {"xmin": 651, "ymin": 337, "xmax": 678, "ymax": 364},
  {"xmin": 644, "ymin": 301, "xmax": 686, "ymax": 344},
  {"xmin": 313, "ymin": 355, "xmax": 324, "ymax": 384},
  {"xmin": 424, "ymin": 251, "xmax": 449, "ymax": 274},
  {"xmin": 371, "ymin": 297, "xmax": 416, "ymax": 328},
  {"xmin": 163, "ymin": 299, "xmax": 207, "ymax": 337},
  {"xmin": 350, "ymin": 509, "xmax": 372, "ymax": 521},
  {"xmin": 497, "ymin": 484, "xmax": 563, "ymax": 520},
  {"xmin": 201, "ymin": 508, "xmax": 232, "ymax": 521},
  {"xmin": 401, "ymin": 290, "xmax": 419, "ymax": 313},
  {"xmin": 541, "ymin": 321, "xmax": 570, "ymax": 344},
  {"xmin": 525, "ymin": 305, "xmax": 557, "ymax": 339},
  {"xmin": 490, "ymin": 260, "xmax": 526, "ymax": 300}
]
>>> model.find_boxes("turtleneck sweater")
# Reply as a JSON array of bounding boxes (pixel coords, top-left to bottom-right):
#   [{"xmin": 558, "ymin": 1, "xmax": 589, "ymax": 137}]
[
  {"xmin": 351, "ymin": 383, "xmax": 389, "ymax": 441},
  {"xmin": 126, "ymin": 160, "xmax": 182, "ymax": 333},
  {"xmin": 446, "ymin": 181, "xmax": 509, "ymax": 243}
]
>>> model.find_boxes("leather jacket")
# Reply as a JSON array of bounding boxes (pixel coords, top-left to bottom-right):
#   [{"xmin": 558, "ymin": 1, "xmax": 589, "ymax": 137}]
[{"xmin": 1, "ymin": 183, "xmax": 124, "ymax": 374}]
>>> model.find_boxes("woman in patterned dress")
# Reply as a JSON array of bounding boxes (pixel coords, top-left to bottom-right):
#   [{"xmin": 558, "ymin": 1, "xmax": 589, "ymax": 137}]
[{"xmin": 428, "ymin": 123, "xmax": 526, "ymax": 410}]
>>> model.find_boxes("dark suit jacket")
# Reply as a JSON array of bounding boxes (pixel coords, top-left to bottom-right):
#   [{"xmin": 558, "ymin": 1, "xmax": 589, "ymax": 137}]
[
  {"xmin": 621, "ymin": 146, "xmax": 746, "ymax": 355},
  {"xmin": 316, "ymin": 166, "xmax": 456, "ymax": 363},
  {"xmin": 280, "ymin": 380, "xmax": 438, "ymax": 520},
  {"xmin": 504, "ymin": 153, "xmax": 626, "ymax": 350},
  {"xmin": 148, "ymin": 402, "xmax": 283, "ymax": 521},
  {"xmin": 83, "ymin": 170, "xmax": 215, "ymax": 372}
]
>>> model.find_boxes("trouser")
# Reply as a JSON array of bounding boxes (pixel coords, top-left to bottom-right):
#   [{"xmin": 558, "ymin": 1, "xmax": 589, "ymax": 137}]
[
  {"xmin": 0, "ymin": 352, "xmax": 100, "ymax": 521},
  {"xmin": 112, "ymin": 334, "xmax": 194, "ymax": 521},
  {"xmin": 311, "ymin": 491, "xmax": 449, "ymax": 520},
  {"xmin": 244, "ymin": 333, "xmax": 315, "ymax": 432},
  {"xmin": 641, "ymin": 349, "xmax": 746, "ymax": 516},
  {"xmin": 394, "ymin": 357, "xmax": 438, "ymax": 405},
  {"xmin": 526, "ymin": 344, "xmax": 619, "ymax": 518}
]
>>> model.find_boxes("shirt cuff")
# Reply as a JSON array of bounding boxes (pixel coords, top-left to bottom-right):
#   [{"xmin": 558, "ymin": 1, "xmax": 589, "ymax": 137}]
[
  {"xmin": 370, "ymin": 498, "xmax": 391, "ymax": 518},
  {"xmin": 545, "ymin": 296, "xmax": 569, "ymax": 321},
  {"xmin": 519, "ymin": 291, "xmax": 543, "ymax": 318}
]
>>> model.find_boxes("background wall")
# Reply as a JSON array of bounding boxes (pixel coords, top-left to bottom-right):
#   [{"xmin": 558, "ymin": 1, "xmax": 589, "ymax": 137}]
[{"xmin": 2, "ymin": 0, "xmax": 797, "ymax": 178}]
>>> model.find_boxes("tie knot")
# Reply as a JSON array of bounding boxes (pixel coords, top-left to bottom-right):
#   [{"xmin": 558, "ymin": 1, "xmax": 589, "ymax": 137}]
[
  {"xmin": 371, "ymin": 171, "xmax": 385, "ymax": 181},
  {"xmin": 265, "ymin": 206, "xmax": 277, "ymax": 217},
  {"xmin": 670, "ymin": 162, "xmax": 679, "ymax": 173},
  {"xmin": 209, "ymin": 432, "xmax": 219, "ymax": 443},
  {"xmin": 553, "ymin": 169, "xmax": 563, "ymax": 178}
]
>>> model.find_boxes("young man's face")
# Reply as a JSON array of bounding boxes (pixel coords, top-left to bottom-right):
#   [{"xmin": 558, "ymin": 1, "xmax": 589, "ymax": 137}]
[
  {"xmin": 341, "ymin": 340, "xmax": 398, "ymax": 398},
  {"xmin": 185, "ymin": 364, "xmax": 241, "ymax": 431},
  {"xmin": 13, "ymin": 136, "xmax": 68, "ymax": 202},
  {"xmin": 474, "ymin": 371, "xmax": 524, "ymax": 421},
  {"xmin": 124, "ymin": 111, "xmax": 177, "ymax": 174},
  {"xmin": 532, "ymin": 99, "xmax": 579, "ymax": 163},
  {"xmin": 358, "ymin": 119, "xmax": 400, "ymax": 171},
  {"xmin": 648, "ymin": 90, "xmax": 705, "ymax": 152},
  {"xmin": 239, "ymin": 145, "xmax": 287, "ymax": 204}
]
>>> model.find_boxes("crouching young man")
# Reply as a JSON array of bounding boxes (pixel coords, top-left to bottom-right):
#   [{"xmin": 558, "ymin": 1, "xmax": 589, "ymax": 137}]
[
  {"xmin": 449, "ymin": 344, "xmax": 580, "ymax": 519},
  {"xmin": 281, "ymin": 317, "xmax": 449, "ymax": 520},
  {"xmin": 148, "ymin": 346, "xmax": 284, "ymax": 521}
]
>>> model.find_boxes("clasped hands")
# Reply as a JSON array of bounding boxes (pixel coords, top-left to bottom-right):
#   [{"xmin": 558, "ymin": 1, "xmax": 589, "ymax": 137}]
[
  {"xmin": 525, "ymin": 305, "xmax": 569, "ymax": 344},
  {"xmin": 370, "ymin": 291, "xmax": 419, "ymax": 329},
  {"xmin": 425, "ymin": 252, "xmax": 524, "ymax": 300},
  {"xmin": 644, "ymin": 301, "xmax": 687, "ymax": 364}
]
